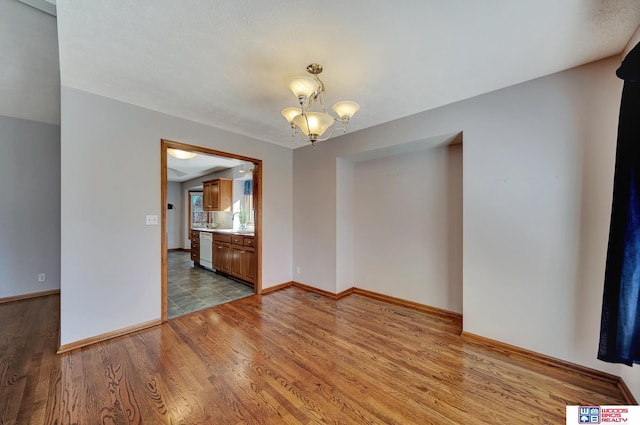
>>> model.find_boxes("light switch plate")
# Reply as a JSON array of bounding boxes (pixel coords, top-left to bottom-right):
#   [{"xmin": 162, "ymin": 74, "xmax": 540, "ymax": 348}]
[{"xmin": 146, "ymin": 215, "xmax": 158, "ymax": 225}]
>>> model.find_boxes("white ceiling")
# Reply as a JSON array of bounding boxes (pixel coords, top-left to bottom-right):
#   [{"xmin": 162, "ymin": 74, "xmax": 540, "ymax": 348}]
[
  {"xmin": 55, "ymin": 0, "xmax": 640, "ymax": 149},
  {"xmin": 167, "ymin": 152, "xmax": 242, "ymax": 183},
  {"xmin": 18, "ymin": 0, "xmax": 56, "ymax": 16}
]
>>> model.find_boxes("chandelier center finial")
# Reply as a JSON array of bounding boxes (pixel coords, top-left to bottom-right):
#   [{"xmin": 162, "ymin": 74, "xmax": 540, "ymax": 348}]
[{"xmin": 306, "ymin": 63, "xmax": 323, "ymax": 75}]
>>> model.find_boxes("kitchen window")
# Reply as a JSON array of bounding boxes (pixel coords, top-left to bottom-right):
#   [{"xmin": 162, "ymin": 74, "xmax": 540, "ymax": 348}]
[
  {"xmin": 244, "ymin": 180, "xmax": 254, "ymax": 226},
  {"xmin": 188, "ymin": 191, "xmax": 204, "ymax": 239}
]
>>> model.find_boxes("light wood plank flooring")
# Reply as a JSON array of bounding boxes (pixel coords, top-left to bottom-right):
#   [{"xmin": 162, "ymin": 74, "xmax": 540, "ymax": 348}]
[{"xmin": 0, "ymin": 288, "xmax": 627, "ymax": 424}]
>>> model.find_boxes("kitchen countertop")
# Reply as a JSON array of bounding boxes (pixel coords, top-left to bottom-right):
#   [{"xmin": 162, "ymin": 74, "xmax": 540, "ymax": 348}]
[{"xmin": 192, "ymin": 227, "xmax": 255, "ymax": 236}]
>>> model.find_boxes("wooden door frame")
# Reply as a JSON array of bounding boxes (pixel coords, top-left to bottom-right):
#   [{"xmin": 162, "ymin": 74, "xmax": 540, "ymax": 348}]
[{"xmin": 161, "ymin": 139, "xmax": 263, "ymax": 322}]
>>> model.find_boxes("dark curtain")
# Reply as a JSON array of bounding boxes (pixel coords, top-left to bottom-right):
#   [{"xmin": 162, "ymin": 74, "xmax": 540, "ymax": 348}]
[{"xmin": 598, "ymin": 42, "xmax": 640, "ymax": 365}]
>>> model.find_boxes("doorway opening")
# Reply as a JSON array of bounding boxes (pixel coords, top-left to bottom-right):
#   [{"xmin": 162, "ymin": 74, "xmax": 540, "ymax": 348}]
[{"xmin": 160, "ymin": 139, "xmax": 262, "ymax": 321}]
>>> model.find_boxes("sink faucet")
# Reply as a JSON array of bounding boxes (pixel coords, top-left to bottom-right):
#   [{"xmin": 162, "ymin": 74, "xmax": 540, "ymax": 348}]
[{"xmin": 231, "ymin": 212, "xmax": 240, "ymax": 228}]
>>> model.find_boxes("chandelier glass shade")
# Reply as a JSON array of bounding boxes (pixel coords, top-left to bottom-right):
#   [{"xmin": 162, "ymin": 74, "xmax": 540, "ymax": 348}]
[
  {"xmin": 281, "ymin": 107, "xmax": 302, "ymax": 123},
  {"xmin": 288, "ymin": 76, "xmax": 318, "ymax": 99},
  {"xmin": 281, "ymin": 64, "xmax": 359, "ymax": 145},
  {"xmin": 292, "ymin": 112, "xmax": 335, "ymax": 138}
]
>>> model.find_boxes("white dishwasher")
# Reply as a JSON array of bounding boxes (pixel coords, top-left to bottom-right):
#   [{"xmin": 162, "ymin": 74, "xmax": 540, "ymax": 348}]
[{"xmin": 199, "ymin": 232, "xmax": 213, "ymax": 269}]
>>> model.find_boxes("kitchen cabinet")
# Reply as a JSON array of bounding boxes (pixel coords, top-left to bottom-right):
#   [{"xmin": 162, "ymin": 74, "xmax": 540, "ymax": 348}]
[
  {"xmin": 230, "ymin": 235, "xmax": 255, "ymax": 285},
  {"xmin": 212, "ymin": 233, "xmax": 231, "ymax": 273},
  {"xmin": 231, "ymin": 245, "xmax": 244, "ymax": 277},
  {"xmin": 190, "ymin": 229, "xmax": 200, "ymax": 264},
  {"xmin": 202, "ymin": 178, "xmax": 232, "ymax": 211},
  {"xmin": 200, "ymin": 231, "xmax": 256, "ymax": 286},
  {"xmin": 242, "ymin": 247, "xmax": 256, "ymax": 283}
]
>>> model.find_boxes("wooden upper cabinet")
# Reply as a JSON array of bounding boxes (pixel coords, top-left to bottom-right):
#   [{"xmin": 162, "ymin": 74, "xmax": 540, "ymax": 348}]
[{"xmin": 202, "ymin": 178, "xmax": 232, "ymax": 211}]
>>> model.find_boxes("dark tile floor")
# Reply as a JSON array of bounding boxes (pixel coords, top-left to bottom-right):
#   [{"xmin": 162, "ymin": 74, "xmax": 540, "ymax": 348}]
[{"xmin": 168, "ymin": 251, "xmax": 254, "ymax": 318}]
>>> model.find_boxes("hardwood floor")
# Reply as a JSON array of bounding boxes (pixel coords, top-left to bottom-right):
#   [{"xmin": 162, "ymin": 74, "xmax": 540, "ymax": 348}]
[{"xmin": 0, "ymin": 288, "xmax": 627, "ymax": 424}]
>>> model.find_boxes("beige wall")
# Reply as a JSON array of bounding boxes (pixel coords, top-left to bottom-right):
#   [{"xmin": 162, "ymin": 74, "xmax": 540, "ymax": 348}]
[
  {"xmin": 293, "ymin": 56, "xmax": 623, "ymax": 377},
  {"xmin": 0, "ymin": 1, "xmax": 61, "ymax": 299},
  {"xmin": 353, "ymin": 143, "xmax": 463, "ymax": 312},
  {"xmin": 60, "ymin": 86, "xmax": 293, "ymax": 345},
  {"xmin": 0, "ymin": 115, "xmax": 60, "ymax": 298}
]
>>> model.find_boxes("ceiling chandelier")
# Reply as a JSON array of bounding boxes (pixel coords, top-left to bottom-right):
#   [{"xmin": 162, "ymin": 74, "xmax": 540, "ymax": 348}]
[
  {"xmin": 167, "ymin": 148, "xmax": 197, "ymax": 159},
  {"xmin": 281, "ymin": 63, "xmax": 360, "ymax": 145}
]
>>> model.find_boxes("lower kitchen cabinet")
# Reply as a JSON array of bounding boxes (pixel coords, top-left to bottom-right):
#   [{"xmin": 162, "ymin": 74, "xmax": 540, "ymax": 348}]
[
  {"xmin": 231, "ymin": 246, "xmax": 244, "ymax": 277},
  {"xmin": 212, "ymin": 234, "xmax": 231, "ymax": 273},
  {"xmin": 230, "ymin": 235, "xmax": 255, "ymax": 285},
  {"xmin": 190, "ymin": 229, "xmax": 200, "ymax": 264},
  {"xmin": 205, "ymin": 232, "xmax": 256, "ymax": 286},
  {"xmin": 242, "ymin": 248, "xmax": 256, "ymax": 283},
  {"xmin": 230, "ymin": 245, "xmax": 255, "ymax": 284}
]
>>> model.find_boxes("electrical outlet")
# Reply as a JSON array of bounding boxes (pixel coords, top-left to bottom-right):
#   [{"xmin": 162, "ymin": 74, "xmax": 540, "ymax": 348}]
[
  {"xmin": 296, "ymin": 266, "xmax": 301, "ymax": 275},
  {"xmin": 38, "ymin": 273, "xmax": 45, "ymax": 282},
  {"xmin": 145, "ymin": 215, "xmax": 158, "ymax": 225}
]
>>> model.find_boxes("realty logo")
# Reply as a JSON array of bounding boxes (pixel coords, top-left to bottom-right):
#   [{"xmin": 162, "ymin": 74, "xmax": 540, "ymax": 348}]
[{"xmin": 579, "ymin": 406, "xmax": 600, "ymax": 423}]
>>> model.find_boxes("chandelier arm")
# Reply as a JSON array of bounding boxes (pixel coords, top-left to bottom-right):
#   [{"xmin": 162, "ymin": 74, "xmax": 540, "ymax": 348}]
[
  {"xmin": 296, "ymin": 133, "xmax": 309, "ymax": 143},
  {"xmin": 293, "ymin": 131, "xmax": 313, "ymax": 144},
  {"xmin": 311, "ymin": 125, "xmax": 348, "ymax": 143},
  {"xmin": 291, "ymin": 121, "xmax": 349, "ymax": 144},
  {"xmin": 298, "ymin": 98, "xmax": 311, "ymax": 114},
  {"xmin": 307, "ymin": 74, "xmax": 324, "ymax": 108},
  {"xmin": 313, "ymin": 74, "xmax": 325, "ymax": 95},
  {"xmin": 316, "ymin": 91, "xmax": 331, "ymax": 114},
  {"xmin": 289, "ymin": 124, "xmax": 308, "ymax": 141}
]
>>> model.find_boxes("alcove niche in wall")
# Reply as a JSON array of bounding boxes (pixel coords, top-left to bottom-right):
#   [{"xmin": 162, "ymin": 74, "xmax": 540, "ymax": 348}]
[{"xmin": 335, "ymin": 132, "xmax": 463, "ymax": 314}]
